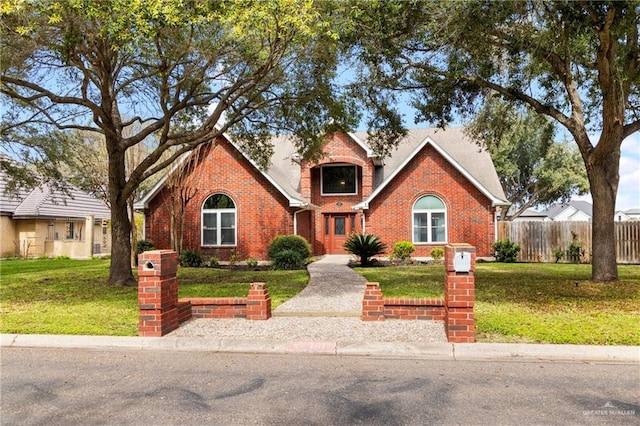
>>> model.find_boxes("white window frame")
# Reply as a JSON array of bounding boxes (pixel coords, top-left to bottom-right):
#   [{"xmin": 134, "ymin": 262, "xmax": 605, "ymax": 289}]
[
  {"xmin": 201, "ymin": 194, "xmax": 237, "ymax": 247},
  {"xmin": 412, "ymin": 195, "xmax": 447, "ymax": 244},
  {"xmin": 320, "ymin": 164, "xmax": 358, "ymax": 196}
]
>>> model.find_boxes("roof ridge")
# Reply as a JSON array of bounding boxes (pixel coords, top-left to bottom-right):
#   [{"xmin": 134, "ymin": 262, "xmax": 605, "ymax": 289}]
[{"xmin": 16, "ymin": 184, "xmax": 51, "ymax": 216}]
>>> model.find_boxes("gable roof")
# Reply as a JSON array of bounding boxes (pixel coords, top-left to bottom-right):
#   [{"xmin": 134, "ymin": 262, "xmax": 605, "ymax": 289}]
[
  {"xmin": 544, "ymin": 200, "xmax": 593, "ymax": 220},
  {"xmin": 1, "ymin": 170, "xmax": 110, "ymax": 220},
  {"xmin": 137, "ymin": 127, "xmax": 509, "ymax": 210},
  {"xmin": 136, "ymin": 131, "xmax": 315, "ymax": 210},
  {"xmin": 352, "ymin": 128, "xmax": 509, "ymax": 209}
]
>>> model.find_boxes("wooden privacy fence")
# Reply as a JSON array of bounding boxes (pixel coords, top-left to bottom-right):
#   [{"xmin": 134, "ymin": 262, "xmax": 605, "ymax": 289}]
[{"xmin": 497, "ymin": 221, "xmax": 640, "ymax": 264}]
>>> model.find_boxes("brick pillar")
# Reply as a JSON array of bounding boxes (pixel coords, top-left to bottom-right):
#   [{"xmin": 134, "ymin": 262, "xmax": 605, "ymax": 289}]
[
  {"xmin": 361, "ymin": 167, "xmax": 373, "ymax": 197},
  {"xmin": 444, "ymin": 244, "xmax": 476, "ymax": 343},
  {"xmin": 300, "ymin": 162, "xmax": 312, "ymax": 199},
  {"xmin": 362, "ymin": 282, "xmax": 385, "ymax": 321},
  {"xmin": 138, "ymin": 250, "xmax": 180, "ymax": 336},
  {"xmin": 246, "ymin": 282, "xmax": 271, "ymax": 320}
]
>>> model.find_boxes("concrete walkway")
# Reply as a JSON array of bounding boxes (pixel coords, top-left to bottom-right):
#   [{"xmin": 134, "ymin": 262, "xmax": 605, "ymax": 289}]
[{"xmin": 274, "ymin": 255, "xmax": 366, "ymax": 317}]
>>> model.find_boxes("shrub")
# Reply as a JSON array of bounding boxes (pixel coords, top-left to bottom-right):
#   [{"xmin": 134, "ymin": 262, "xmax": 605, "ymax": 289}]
[
  {"xmin": 344, "ymin": 233, "xmax": 387, "ymax": 266},
  {"xmin": 390, "ymin": 241, "xmax": 415, "ymax": 261},
  {"xmin": 268, "ymin": 235, "xmax": 311, "ymax": 260},
  {"xmin": 568, "ymin": 241, "xmax": 584, "ymax": 263},
  {"xmin": 246, "ymin": 257, "xmax": 259, "ymax": 268},
  {"xmin": 492, "ymin": 239, "xmax": 521, "ymax": 263},
  {"xmin": 180, "ymin": 249, "xmax": 203, "ymax": 267},
  {"xmin": 207, "ymin": 256, "xmax": 219, "ymax": 268},
  {"xmin": 134, "ymin": 240, "xmax": 154, "ymax": 266},
  {"xmin": 136, "ymin": 239, "xmax": 154, "ymax": 254},
  {"xmin": 552, "ymin": 247, "xmax": 564, "ymax": 263},
  {"xmin": 430, "ymin": 247, "xmax": 444, "ymax": 262},
  {"xmin": 568, "ymin": 232, "xmax": 584, "ymax": 263},
  {"xmin": 271, "ymin": 249, "xmax": 305, "ymax": 270},
  {"xmin": 228, "ymin": 250, "xmax": 242, "ymax": 266}
]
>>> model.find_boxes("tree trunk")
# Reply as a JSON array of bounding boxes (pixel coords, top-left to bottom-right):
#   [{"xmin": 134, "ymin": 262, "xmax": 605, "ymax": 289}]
[
  {"xmin": 588, "ymin": 151, "xmax": 620, "ymax": 282},
  {"xmin": 108, "ymin": 148, "xmax": 136, "ymax": 286}
]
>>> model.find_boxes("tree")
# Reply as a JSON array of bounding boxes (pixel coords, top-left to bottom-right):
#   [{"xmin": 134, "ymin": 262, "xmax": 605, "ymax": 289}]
[
  {"xmin": 466, "ymin": 98, "xmax": 589, "ymax": 220},
  {"xmin": 1, "ymin": 0, "xmax": 353, "ymax": 285},
  {"xmin": 345, "ymin": 0, "xmax": 639, "ymax": 281},
  {"xmin": 66, "ymin": 125, "xmax": 158, "ymax": 266}
]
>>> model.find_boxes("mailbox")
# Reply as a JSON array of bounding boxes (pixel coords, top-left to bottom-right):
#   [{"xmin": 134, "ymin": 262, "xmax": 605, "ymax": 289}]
[{"xmin": 453, "ymin": 251, "xmax": 471, "ymax": 273}]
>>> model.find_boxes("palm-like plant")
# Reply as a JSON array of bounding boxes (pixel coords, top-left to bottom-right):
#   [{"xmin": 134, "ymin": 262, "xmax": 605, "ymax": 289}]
[{"xmin": 344, "ymin": 233, "xmax": 387, "ymax": 266}]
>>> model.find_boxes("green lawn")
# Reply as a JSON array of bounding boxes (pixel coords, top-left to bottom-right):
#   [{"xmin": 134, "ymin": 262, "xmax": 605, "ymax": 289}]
[
  {"xmin": 355, "ymin": 263, "xmax": 640, "ymax": 345},
  {"xmin": 0, "ymin": 258, "xmax": 308, "ymax": 336},
  {"xmin": 2, "ymin": 259, "xmax": 638, "ymax": 345}
]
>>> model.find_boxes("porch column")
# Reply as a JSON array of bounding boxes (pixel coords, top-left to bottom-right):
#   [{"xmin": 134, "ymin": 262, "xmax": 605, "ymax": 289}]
[{"xmin": 85, "ymin": 215, "xmax": 94, "ymax": 258}]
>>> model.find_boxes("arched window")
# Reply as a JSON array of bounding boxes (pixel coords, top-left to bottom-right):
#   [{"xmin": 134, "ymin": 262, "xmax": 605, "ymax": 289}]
[
  {"xmin": 412, "ymin": 195, "xmax": 447, "ymax": 243},
  {"xmin": 202, "ymin": 194, "xmax": 236, "ymax": 246}
]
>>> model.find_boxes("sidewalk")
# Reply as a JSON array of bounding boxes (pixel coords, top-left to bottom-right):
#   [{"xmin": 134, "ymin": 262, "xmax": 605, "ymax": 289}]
[
  {"xmin": 2, "ymin": 334, "xmax": 638, "ymax": 363},
  {"xmin": 1, "ymin": 255, "xmax": 638, "ymax": 363}
]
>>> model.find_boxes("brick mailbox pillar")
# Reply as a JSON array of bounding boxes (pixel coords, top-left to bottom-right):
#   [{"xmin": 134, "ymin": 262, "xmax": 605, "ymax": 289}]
[
  {"xmin": 138, "ymin": 250, "xmax": 180, "ymax": 337},
  {"xmin": 444, "ymin": 244, "xmax": 476, "ymax": 343},
  {"xmin": 246, "ymin": 282, "xmax": 272, "ymax": 320}
]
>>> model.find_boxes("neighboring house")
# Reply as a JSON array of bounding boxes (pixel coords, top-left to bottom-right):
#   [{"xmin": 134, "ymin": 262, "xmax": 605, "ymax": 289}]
[
  {"xmin": 616, "ymin": 208, "xmax": 640, "ymax": 222},
  {"xmin": 137, "ymin": 128, "xmax": 509, "ymax": 259},
  {"xmin": 0, "ymin": 171, "xmax": 111, "ymax": 258},
  {"xmin": 506, "ymin": 207, "xmax": 549, "ymax": 222},
  {"xmin": 543, "ymin": 200, "xmax": 593, "ymax": 222}
]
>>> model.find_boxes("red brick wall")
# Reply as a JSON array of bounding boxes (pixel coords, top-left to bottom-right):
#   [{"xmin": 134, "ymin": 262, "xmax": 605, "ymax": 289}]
[
  {"xmin": 384, "ymin": 297, "xmax": 446, "ymax": 320},
  {"xmin": 302, "ymin": 133, "xmax": 373, "ymax": 254},
  {"xmin": 145, "ymin": 133, "xmax": 497, "ymax": 259},
  {"xmin": 145, "ymin": 138, "xmax": 302, "ymax": 260},
  {"xmin": 365, "ymin": 144, "xmax": 496, "ymax": 257}
]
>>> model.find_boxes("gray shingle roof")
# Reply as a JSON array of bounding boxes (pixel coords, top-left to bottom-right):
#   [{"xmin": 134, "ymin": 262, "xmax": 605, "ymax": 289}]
[
  {"xmin": 138, "ymin": 127, "xmax": 509, "ymax": 209},
  {"xmin": 544, "ymin": 200, "xmax": 593, "ymax": 220},
  {"xmin": 1, "ymin": 170, "xmax": 110, "ymax": 220},
  {"xmin": 267, "ymin": 127, "xmax": 508, "ymax": 207}
]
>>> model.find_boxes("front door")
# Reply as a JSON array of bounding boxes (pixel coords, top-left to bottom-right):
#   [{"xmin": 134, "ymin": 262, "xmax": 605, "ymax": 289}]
[{"xmin": 324, "ymin": 213, "xmax": 355, "ymax": 254}]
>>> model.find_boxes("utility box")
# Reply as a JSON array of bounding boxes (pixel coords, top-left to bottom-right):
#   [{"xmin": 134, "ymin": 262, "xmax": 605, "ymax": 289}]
[{"xmin": 453, "ymin": 251, "xmax": 471, "ymax": 273}]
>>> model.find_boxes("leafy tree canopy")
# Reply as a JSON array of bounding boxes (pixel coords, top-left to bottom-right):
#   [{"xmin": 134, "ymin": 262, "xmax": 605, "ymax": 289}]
[
  {"xmin": 343, "ymin": 0, "xmax": 639, "ymax": 281},
  {"xmin": 466, "ymin": 98, "xmax": 589, "ymax": 219},
  {"xmin": 0, "ymin": 0, "xmax": 356, "ymax": 284}
]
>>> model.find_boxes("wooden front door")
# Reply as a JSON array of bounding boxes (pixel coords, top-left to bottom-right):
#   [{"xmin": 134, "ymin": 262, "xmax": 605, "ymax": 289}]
[{"xmin": 324, "ymin": 213, "xmax": 355, "ymax": 254}]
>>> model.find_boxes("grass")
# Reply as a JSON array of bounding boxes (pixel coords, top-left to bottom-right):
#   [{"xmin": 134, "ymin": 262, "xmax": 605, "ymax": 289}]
[
  {"xmin": 0, "ymin": 258, "xmax": 137, "ymax": 336},
  {"xmin": 0, "ymin": 259, "xmax": 308, "ymax": 336},
  {"xmin": 2, "ymin": 258, "xmax": 638, "ymax": 345},
  {"xmin": 355, "ymin": 263, "xmax": 640, "ymax": 345},
  {"xmin": 353, "ymin": 264, "xmax": 445, "ymax": 298},
  {"xmin": 177, "ymin": 267, "xmax": 309, "ymax": 308}
]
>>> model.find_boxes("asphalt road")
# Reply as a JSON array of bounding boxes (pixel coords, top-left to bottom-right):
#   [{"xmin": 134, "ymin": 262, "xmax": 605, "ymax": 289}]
[{"xmin": 1, "ymin": 347, "xmax": 638, "ymax": 425}]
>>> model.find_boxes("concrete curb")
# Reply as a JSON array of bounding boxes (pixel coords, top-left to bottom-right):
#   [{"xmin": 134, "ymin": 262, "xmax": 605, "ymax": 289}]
[{"xmin": 2, "ymin": 334, "xmax": 638, "ymax": 363}]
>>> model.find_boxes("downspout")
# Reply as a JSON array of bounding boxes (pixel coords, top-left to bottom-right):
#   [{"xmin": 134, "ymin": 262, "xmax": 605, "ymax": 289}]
[{"xmin": 361, "ymin": 210, "xmax": 366, "ymax": 234}]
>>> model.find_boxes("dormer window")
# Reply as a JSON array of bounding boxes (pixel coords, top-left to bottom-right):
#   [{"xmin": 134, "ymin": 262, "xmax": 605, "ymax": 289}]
[{"xmin": 321, "ymin": 164, "xmax": 357, "ymax": 195}]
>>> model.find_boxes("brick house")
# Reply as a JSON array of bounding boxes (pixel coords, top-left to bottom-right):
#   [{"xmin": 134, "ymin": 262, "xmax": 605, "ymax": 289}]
[{"xmin": 137, "ymin": 127, "xmax": 509, "ymax": 260}]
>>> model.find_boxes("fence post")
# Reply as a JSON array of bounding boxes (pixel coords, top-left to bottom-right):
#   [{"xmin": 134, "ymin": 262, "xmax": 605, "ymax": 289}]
[
  {"xmin": 444, "ymin": 244, "xmax": 476, "ymax": 343},
  {"xmin": 138, "ymin": 250, "xmax": 180, "ymax": 336}
]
